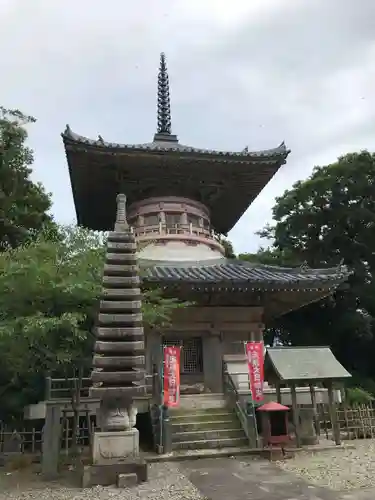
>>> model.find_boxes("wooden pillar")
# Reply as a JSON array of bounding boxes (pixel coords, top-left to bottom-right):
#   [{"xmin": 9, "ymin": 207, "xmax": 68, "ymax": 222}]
[
  {"xmin": 290, "ymin": 383, "xmax": 301, "ymax": 448},
  {"xmin": 276, "ymin": 381, "xmax": 282, "ymax": 404},
  {"xmin": 42, "ymin": 403, "xmax": 62, "ymax": 479},
  {"xmin": 327, "ymin": 380, "xmax": 341, "ymax": 445},
  {"xmin": 309, "ymin": 383, "xmax": 320, "ymax": 437}
]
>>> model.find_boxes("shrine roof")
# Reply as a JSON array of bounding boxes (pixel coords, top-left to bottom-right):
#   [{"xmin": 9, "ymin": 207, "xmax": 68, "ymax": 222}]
[
  {"xmin": 62, "ymin": 53, "xmax": 290, "ymax": 233},
  {"xmin": 62, "ymin": 127, "xmax": 289, "ymax": 160},
  {"xmin": 265, "ymin": 346, "xmax": 352, "ymax": 382},
  {"xmin": 140, "ymin": 258, "xmax": 349, "ymax": 290},
  {"xmin": 257, "ymin": 402, "xmax": 290, "ymax": 412}
]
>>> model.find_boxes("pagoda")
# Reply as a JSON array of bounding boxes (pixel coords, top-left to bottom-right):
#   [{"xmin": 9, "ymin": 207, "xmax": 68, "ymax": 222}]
[{"xmin": 62, "ymin": 53, "xmax": 349, "ymax": 394}]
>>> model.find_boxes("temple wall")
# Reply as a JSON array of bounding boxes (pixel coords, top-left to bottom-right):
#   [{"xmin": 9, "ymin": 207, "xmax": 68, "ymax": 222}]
[{"xmin": 145, "ymin": 306, "xmax": 264, "ymax": 393}]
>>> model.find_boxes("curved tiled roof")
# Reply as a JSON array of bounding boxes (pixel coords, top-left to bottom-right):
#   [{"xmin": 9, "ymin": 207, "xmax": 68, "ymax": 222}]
[
  {"xmin": 140, "ymin": 258, "xmax": 349, "ymax": 290},
  {"xmin": 62, "ymin": 126, "xmax": 289, "ymax": 160}
]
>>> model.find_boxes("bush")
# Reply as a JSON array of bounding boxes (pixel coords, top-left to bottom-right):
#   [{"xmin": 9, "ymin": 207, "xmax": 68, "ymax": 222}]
[{"xmin": 346, "ymin": 387, "xmax": 374, "ymax": 406}]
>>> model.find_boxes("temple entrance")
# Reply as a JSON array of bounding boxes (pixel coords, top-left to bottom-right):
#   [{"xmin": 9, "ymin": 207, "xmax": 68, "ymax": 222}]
[{"xmin": 163, "ymin": 337, "xmax": 203, "ymax": 386}]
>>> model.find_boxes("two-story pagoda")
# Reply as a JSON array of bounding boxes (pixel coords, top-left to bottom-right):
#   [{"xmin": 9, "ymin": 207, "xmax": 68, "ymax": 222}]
[{"xmin": 62, "ymin": 53, "xmax": 349, "ymax": 393}]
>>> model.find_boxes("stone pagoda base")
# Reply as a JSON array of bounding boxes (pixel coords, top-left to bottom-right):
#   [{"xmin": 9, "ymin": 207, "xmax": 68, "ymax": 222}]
[
  {"xmin": 81, "ymin": 428, "xmax": 147, "ymax": 488},
  {"xmin": 92, "ymin": 428, "xmax": 140, "ymax": 465}
]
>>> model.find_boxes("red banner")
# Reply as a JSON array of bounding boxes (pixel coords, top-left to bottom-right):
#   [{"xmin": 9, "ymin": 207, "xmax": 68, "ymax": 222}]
[
  {"xmin": 163, "ymin": 346, "xmax": 181, "ymax": 407},
  {"xmin": 246, "ymin": 341, "xmax": 264, "ymax": 403}
]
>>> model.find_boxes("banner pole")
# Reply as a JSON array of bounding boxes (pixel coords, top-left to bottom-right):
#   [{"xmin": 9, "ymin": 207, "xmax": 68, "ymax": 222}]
[
  {"xmin": 159, "ymin": 343, "xmax": 165, "ymax": 451},
  {"xmin": 244, "ymin": 341, "xmax": 259, "ymax": 447}
]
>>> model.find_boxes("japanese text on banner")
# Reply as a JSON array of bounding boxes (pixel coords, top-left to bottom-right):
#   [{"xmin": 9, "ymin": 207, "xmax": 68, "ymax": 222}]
[
  {"xmin": 163, "ymin": 346, "xmax": 181, "ymax": 407},
  {"xmin": 245, "ymin": 341, "xmax": 264, "ymax": 403}
]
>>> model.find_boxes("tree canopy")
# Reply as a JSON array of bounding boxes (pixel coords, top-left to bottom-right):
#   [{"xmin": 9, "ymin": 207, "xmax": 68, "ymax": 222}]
[
  {"xmin": 0, "ymin": 226, "xmax": 185, "ymax": 420},
  {"xmin": 256, "ymin": 151, "xmax": 375, "ymax": 391},
  {"xmin": 0, "ymin": 107, "xmax": 54, "ymax": 251}
]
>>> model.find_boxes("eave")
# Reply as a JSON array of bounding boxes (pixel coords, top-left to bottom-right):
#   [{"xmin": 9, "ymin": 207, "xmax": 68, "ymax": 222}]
[{"xmin": 62, "ymin": 129, "xmax": 290, "ymax": 234}]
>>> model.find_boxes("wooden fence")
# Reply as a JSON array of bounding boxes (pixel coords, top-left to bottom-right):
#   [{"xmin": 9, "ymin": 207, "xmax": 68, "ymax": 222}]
[
  {"xmin": 0, "ymin": 410, "xmax": 95, "ymax": 455},
  {"xmin": 2, "ymin": 402, "xmax": 375, "ymax": 458},
  {"xmin": 318, "ymin": 402, "xmax": 375, "ymax": 440}
]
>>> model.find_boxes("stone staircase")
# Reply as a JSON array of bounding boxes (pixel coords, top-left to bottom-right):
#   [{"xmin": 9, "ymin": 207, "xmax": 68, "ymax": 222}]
[{"xmin": 169, "ymin": 394, "xmax": 249, "ymax": 451}]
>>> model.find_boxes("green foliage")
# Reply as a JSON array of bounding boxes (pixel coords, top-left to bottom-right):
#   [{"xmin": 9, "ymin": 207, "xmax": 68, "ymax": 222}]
[
  {"xmin": 0, "ymin": 226, "xmax": 186, "ymax": 419},
  {"xmin": 258, "ymin": 151, "xmax": 375, "ymax": 387},
  {"xmin": 238, "ymin": 247, "xmax": 298, "ymax": 266},
  {"xmin": 346, "ymin": 387, "xmax": 374, "ymax": 406},
  {"xmin": 219, "ymin": 237, "xmax": 236, "ymax": 259},
  {"xmin": 0, "ymin": 107, "xmax": 54, "ymax": 250}
]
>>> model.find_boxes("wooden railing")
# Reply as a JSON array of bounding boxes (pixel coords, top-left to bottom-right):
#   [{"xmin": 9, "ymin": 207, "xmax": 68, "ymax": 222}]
[{"xmin": 132, "ymin": 223, "xmax": 222, "ymax": 242}]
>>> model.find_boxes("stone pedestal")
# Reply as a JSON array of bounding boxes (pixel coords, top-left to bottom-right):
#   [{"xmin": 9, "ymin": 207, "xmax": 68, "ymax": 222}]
[
  {"xmin": 82, "ymin": 428, "xmax": 146, "ymax": 488},
  {"xmin": 92, "ymin": 429, "xmax": 140, "ymax": 465},
  {"xmin": 299, "ymin": 408, "xmax": 318, "ymax": 445}
]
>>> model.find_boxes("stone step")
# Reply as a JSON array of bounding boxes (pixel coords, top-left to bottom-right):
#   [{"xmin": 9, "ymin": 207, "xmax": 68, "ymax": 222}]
[
  {"xmin": 171, "ymin": 397, "xmax": 228, "ymax": 411},
  {"xmin": 102, "ymin": 288, "xmax": 142, "ymax": 299},
  {"xmin": 107, "ymin": 241, "xmax": 137, "ymax": 251},
  {"xmin": 98, "ymin": 313, "xmax": 143, "ymax": 324},
  {"xmin": 171, "ymin": 419, "xmax": 241, "ymax": 433},
  {"xmin": 93, "ymin": 355, "xmax": 145, "ymax": 369},
  {"xmin": 170, "ymin": 408, "xmax": 233, "ymax": 419},
  {"xmin": 103, "ymin": 276, "xmax": 141, "ymax": 286},
  {"xmin": 172, "ymin": 437, "xmax": 248, "ymax": 450},
  {"xmin": 117, "ymin": 472, "xmax": 138, "ymax": 488},
  {"xmin": 96, "ymin": 327, "xmax": 144, "ymax": 339},
  {"xmin": 104, "ymin": 264, "xmax": 139, "ymax": 275},
  {"xmin": 179, "ymin": 393, "xmax": 225, "ymax": 399},
  {"xmin": 100, "ymin": 300, "xmax": 142, "ymax": 311},
  {"xmin": 91, "ymin": 369, "xmax": 144, "ymax": 384},
  {"xmin": 94, "ymin": 340, "xmax": 144, "ymax": 353},
  {"xmin": 173, "ymin": 428, "xmax": 245, "ymax": 443}
]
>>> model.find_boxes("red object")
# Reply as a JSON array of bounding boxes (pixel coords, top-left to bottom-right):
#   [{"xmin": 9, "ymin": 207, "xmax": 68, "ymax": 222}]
[
  {"xmin": 256, "ymin": 400, "xmax": 290, "ymax": 448},
  {"xmin": 245, "ymin": 341, "xmax": 265, "ymax": 402},
  {"xmin": 163, "ymin": 346, "xmax": 181, "ymax": 407},
  {"xmin": 257, "ymin": 402, "xmax": 290, "ymax": 412}
]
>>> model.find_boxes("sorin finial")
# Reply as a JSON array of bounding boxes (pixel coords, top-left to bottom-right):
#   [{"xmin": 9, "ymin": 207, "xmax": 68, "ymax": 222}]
[{"xmin": 115, "ymin": 193, "xmax": 129, "ymax": 231}]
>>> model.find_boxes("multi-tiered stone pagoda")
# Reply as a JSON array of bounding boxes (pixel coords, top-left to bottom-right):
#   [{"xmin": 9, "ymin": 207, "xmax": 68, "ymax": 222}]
[{"xmin": 62, "ymin": 53, "xmax": 349, "ymax": 399}]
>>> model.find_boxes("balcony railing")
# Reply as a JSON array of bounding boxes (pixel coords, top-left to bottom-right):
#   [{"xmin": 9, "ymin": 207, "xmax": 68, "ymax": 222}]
[{"xmin": 131, "ymin": 223, "xmax": 222, "ymax": 243}]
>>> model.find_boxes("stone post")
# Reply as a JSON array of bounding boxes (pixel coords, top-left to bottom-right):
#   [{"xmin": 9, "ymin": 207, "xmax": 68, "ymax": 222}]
[{"xmin": 42, "ymin": 403, "xmax": 62, "ymax": 479}]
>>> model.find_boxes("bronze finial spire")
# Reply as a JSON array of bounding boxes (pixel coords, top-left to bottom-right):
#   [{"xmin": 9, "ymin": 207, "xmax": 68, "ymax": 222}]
[{"xmin": 157, "ymin": 52, "xmax": 172, "ymax": 135}]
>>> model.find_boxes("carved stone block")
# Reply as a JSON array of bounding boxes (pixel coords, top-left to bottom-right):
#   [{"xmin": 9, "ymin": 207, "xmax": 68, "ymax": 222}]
[{"xmin": 92, "ymin": 429, "xmax": 139, "ymax": 465}]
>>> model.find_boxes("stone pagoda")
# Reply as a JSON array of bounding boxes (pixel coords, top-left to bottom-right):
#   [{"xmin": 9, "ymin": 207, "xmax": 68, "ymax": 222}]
[{"xmin": 87, "ymin": 194, "xmax": 147, "ymax": 487}]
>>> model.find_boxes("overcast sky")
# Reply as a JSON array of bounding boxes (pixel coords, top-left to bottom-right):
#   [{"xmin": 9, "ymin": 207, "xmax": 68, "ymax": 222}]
[{"xmin": 1, "ymin": 0, "xmax": 375, "ymax": 253}]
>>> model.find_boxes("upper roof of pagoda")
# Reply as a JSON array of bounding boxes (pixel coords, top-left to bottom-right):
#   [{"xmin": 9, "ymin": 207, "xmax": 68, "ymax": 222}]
[
  {"xmin": 62, "ymin": 126, "xmax": 288, "ymax": 159},
  {"xmin": 62, "ymin": 53, "xmax": 290, "ymax": 233}
]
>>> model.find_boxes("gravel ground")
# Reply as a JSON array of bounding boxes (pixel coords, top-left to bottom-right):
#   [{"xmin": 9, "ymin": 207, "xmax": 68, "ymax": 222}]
[
  {"xmin": 0, "ymin": 463, "xmax": 205, "ymax": 500},
  {"xmin": 277, "ymin": 439, "xmax": 375, "ymax": 491}
]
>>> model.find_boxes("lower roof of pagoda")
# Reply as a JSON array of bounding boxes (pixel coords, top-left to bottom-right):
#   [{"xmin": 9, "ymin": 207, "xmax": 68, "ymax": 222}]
[
  {"xmin": 140, "ymin": 258, "xmax": 349, "ymax": 291},
  {"xmin": 62, "ymin": 128, "xmax": 289, "ymax": 234},
  {"xmin": 140, "ymin": 258, "xmax": 350, "ymax": 318}
]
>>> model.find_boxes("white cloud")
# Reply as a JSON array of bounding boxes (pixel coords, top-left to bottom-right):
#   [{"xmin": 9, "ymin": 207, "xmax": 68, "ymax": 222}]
[{"xmin": 1, "ymin": 0, "xmax": 375, "ymax": 253}]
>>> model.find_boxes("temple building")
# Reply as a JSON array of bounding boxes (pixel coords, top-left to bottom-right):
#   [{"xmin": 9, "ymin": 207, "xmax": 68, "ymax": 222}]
[{"xmin": 62, "ymin": 53, "xmax": 349, "ymax": 396}]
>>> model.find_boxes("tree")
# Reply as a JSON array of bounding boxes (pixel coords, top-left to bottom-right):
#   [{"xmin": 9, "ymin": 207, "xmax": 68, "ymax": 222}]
[
  {"xmin": 0, "ymin": 107, "xmax": 54, "ymax": 251},
  {"xmin": 259, "ymin": 151, "xmax": 375, "ymax": 386},
  {"xmin": 0, "ymin": 226, "xmax": 186, "ymax": 421},
  {"xmin": 219, "ymin": 237, "xmax": 236, "ymax": 259}
]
